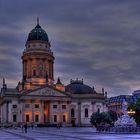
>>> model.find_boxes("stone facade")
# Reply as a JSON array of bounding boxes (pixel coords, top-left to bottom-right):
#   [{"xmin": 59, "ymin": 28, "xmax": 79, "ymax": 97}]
[
  {"xmin": 0, "ymin": 88, "xmax": 107, "ymax": 126},
  {"xmin": 0, "ymin": 20, "xmax": 107, "ymax": 126}
]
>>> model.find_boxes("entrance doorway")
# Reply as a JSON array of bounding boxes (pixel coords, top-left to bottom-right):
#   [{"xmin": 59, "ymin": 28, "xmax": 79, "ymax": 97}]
[{"xmin": 71, "ymin": 118, "xmax": 76, "ymax": 127}]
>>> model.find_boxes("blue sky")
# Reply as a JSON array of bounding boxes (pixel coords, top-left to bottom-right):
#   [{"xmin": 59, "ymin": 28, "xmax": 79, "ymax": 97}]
[{"xmin": 0, "ymin": 0, "xmax": 140, "ymax": 96}]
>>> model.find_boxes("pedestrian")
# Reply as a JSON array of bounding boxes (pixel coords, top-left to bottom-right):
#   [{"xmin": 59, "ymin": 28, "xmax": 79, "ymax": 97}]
[
  {"xmin": 21, "ymin": 124, "xmax": 24, "ymax": 133},
  {"xmin": 24, "ymin": 123, "xmax": 28, "ymax": 133},
  {"xmin": 56, "ymin": 123, "xmax": 59, "ymax": 128},
  {"xmin": 58, "ymin": 123, "xmax": 61, "ymax": 129},
  {"xmin": 31, "ymin": 123, "xmax": 34, "ymax": 129}
]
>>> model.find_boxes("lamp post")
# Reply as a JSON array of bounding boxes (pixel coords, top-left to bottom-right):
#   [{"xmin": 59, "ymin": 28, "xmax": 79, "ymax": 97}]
[{"xmin": 128, "ymin": 109, "xmax": 136, "ymax": 116}]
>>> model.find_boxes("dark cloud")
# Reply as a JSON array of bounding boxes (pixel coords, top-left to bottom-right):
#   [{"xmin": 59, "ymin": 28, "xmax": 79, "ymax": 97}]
[{"xmin": 0, "ymin": 0, "xmax": 140, "ymax": 96}]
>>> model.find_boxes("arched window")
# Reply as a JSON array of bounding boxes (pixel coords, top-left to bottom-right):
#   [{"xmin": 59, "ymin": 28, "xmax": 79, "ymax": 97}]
[
  {"xmin": 97, "ymin": 108, "xmax": 100, "ymax": 113},
  {"xmin": 71, "ymin": 108, "xmax": 75, "ymax": 118},
  {"xmin": 85, "ymin": 108, "xmax": 88, "ymax": 118},
  {"xmin": 13, "ymin": 114, "xmax": 17, "ymax": 122},
  {"xmin": 33, "ymin": 70, "xmax": 36, "ymax": 76}
]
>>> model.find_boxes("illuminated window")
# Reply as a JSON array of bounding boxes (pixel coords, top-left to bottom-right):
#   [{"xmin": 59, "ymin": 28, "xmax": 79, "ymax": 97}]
[
  {"xmin": 54, "ymin": 115, "xmax": 57, "ymax": 122},
  {"xmin": 13, "ymin": 114, "xmax": 17, "ymax": 122},
  {"xmin": 85, "ymin": 108, "xmax": 88, "ymax": 118},
  {"xmin": 35, "ymin": 114, "xmax": 39, "ymax": 122},
  {"xmin": 63, "ymin": 115, "xmax": 66, "ymax": 122},
  {"xmin": 26, "ymin": 114, "xmax": 29, "ymax": 122}
]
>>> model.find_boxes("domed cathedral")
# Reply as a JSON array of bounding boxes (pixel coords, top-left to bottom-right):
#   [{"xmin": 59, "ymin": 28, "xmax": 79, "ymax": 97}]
[
  {"xmin": 19, "ymin": 18, "xmax": 54, "ymax": 90},
  {"xmin": 0, "ymin": 19, "xmax": 107, "ymax": 127}
]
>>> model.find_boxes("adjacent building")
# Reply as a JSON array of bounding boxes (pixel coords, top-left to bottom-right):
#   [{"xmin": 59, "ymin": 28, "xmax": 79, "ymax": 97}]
[{"xmin": 107, "ymin": 92, "xmax": 140, "ymax": 115}]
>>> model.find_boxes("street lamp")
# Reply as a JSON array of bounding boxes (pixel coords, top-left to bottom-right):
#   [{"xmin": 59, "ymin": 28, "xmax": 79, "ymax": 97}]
[{"xmin": 128, "ymin": 109, "xmax": 136, "ymax": 116}]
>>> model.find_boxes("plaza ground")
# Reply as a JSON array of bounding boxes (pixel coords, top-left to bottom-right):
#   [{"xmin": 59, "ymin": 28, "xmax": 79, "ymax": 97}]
[{"xmin": 0, "ymin": 127, "xmax": 140, "ymax": 140}]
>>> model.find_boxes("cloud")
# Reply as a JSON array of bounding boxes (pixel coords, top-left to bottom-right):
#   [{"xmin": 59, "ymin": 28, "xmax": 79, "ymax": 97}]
[{"xmin": 0, "ymin": 0, "xmax": 140, "ymax": 97}]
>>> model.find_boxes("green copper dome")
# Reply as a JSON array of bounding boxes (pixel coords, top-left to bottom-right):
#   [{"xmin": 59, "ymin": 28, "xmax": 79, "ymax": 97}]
[{"xmin": 27, "ymin": 22, "xmax": 49, "ymax": 42}]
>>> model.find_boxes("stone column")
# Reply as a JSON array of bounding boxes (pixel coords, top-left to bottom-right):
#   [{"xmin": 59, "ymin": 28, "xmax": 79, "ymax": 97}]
[
  {"xmin": 77, "ymin": 102, "xmax": 81, "ymax": 126},
  {"xmin": 20, "ymin": 102, "xmax": 22, "ymax": 123},
  {"xmin": 6, "ymin": 101, "xmax": 9, "ymax": 123},
  {"xmin": 58, "ymin": 101, "xmax": 61, "ymax": 123},
  {"xmin": 28, "ymin": 59, "xmax": 31, "ymax": 78},
  {"xmin": 48, "ymin": 60, "xmax": 51, "ymax": 79},
  {"xmin": 21, "ymin": 100, "xmax": 25, "ymax": 122},
  {"xmin": 25, "ymin": 60, "xmax": 27, "ymax": 78},
  {"xmin": 26, "ymin": 60, "xmax": 28, "ymax": 78},
  {"xmin": 92, "ymin": 101, "xmax": 95, "ymax": 113},
  {"xmin": 46, "ymin": 101, "xmax": 49, "ymax": 123},
  {"xmin": 41, "ymin": 100, "xmax": 44, "ymax": 123},
  {"xmin": 67, "ymin": 101, "xmax": 71, "ymax": 124},
  {"xmin": 52, "ymin": 61, "xmax": 54, "ymax": 80},
  {"xmin": 31, "ymin": 100, "xmax": 34, "ymax": 123},
  {"xmin": 22, "ymin": 60, "xmax": 25, "ymax": 78},
  {"xmin": 58, "ymin": 101, "xmax": 63, "ymax": 123},
  {"xmin": 48, "ymin": 101, "xmax": 52, "ymax": 123}
]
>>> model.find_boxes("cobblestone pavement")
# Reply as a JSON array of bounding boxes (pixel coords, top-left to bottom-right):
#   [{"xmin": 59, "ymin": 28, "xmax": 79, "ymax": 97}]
[{"xmin": 0, "ymin": 127, "xmax": 140, "ymax": 140}]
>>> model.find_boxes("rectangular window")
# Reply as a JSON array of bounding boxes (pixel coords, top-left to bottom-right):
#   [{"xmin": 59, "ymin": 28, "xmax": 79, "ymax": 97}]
[
  {"xmin": 13, "ymin": 114, "xmax": 17, "ymax": 122},
  {"xmin": 62, "ymin": 105, "xmax": 66, "ymax": 109},
  {"xmin": 53, "ymin": 105, "xmax": 57, "ymax": 109},
  {"xmin": 54, "ymin": 115, "xmax": 57, "ymax": 122},
  {"xmin": 25, "ymin": 104, "xmax": 30, "ymax": 108},
  {"xmin": 35, "ymin": 104, "xmax": 39, "ymax": 108},
  {"xmin": 85, "ymin": 108, "xmax": 89, "ymax": 118},
  {"xmin": 13, "ymin": 105, "xmax": 17, "ymax": 108},
  {"xmin": 63, "ymin": 115, "xmax": 66, "ymax": 122},
  {"xmin": 26, "ymin": 114, "xmax": 30, "ymax": 122},
  {"xmin": 35, "ymin": 114, "xmax": 39, "ymax": 122}
]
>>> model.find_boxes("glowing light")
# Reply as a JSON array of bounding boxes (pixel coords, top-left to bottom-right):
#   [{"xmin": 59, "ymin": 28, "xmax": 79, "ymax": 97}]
[
  {"xmin": 63, "ymin": 112, "xmax": 68, "ymax": 122},
  {"xmin": 55, "ymin": 85, "xmax": 65, "ymax": 91},
  {"xmin": 128, "ymin": 109, "xmax": 135, "ymax": 115},
  {"xmin": 31, "ymin": 78, "xmax": 46, "ymax": 85}
]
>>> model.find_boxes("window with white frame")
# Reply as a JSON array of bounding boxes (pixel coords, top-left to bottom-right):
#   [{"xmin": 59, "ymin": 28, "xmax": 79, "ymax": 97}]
[
  {"xmin": 54, "ymin": 115, "xmax": 57, "ymax": 122},
  {"xmin": 35, "ymin": 114, "xmax": 39, "ymax": 122},
  {"xmin": 53, "ymin": 105, "xmax": 57, "ymax": 109},
  {"xmin": 85, "ymin": 108, "xmax": 88, "ymax": 118}
]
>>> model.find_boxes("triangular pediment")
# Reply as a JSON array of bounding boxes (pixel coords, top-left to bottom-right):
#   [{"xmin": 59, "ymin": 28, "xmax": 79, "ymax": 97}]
[{"xmin": 22, "ymin": 86, "xmax": 68, "ymax": 97}]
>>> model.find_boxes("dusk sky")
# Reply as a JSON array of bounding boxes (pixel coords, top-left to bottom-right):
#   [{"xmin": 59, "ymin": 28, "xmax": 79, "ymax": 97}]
[{"xmin": 0, "ymin": 0, "xmax": 140, "ymax": 97}]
